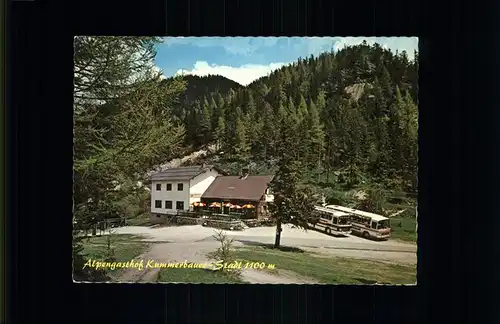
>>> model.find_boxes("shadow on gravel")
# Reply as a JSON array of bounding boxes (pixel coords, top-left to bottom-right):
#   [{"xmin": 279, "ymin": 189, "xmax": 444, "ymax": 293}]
[
  {"xmin": 353, "ymin": 278, "xmax": 390, "ymax": 285},
  {"xmin": 236, "ymin": 240, "xmax": 305, "ymax": 253}
]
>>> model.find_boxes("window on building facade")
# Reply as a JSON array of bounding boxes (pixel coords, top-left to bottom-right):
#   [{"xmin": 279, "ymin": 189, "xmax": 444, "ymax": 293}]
[{"xmin": 155, "ymin": 200, "xmax": 162, "ymax": 208}]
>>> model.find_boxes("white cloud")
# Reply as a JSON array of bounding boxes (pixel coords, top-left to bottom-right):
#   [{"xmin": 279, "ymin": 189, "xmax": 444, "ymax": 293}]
[
  {"xmin": 164, "ymin": 37, "xmax": 279, "ymax": 56},
  {"xmin": 175, "ymin": 61, "xmax": 287, "ymax": 86},
  {"xmin": 151, "ymin": 66, "xmax": 166, "ymax": 80}
]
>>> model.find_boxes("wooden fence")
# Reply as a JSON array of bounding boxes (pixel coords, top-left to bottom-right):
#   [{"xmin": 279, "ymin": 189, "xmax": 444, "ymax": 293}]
[{"xmin": 76, "ymin": 217, "xmax": 126, "ymax": 236}]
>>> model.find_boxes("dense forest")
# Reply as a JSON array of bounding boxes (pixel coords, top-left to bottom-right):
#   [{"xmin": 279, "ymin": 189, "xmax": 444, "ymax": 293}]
[{"xmin": 171, "ymin": 42, "xmax": 418, "ymax": 196}]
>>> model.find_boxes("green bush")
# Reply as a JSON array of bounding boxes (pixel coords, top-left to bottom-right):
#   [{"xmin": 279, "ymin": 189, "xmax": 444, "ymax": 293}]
[
  {"xmin": 206, "ymin": 229, "xmax": 241, "ymax": 279},
  {"xmin": 356, "ymin": 187, "xmax": 387, "ymax": 214},
  {"xmin": 326, "ymin": 190, "xmax": 349, "ymax": 205}
]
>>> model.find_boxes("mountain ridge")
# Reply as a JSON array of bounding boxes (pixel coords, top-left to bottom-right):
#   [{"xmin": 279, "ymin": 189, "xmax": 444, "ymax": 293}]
[{"xmin": 171, "ymin": 42, "xmax": 418, "ymax": 194}]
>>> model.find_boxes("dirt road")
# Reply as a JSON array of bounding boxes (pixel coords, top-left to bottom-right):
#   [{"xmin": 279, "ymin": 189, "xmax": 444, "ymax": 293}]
[
  {"xmin": 107, "ymin": 224, "xmax": 416, "ymax": 283},
  {"xmin": 113, "ymin": 225, "xmax": 416, "ymax": 252}
]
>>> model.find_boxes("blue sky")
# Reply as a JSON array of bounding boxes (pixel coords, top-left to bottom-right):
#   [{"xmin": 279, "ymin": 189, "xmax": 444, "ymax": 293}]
[{"xmin": 155, "ymin": 37, "xmax": 418, "ymax": 86}]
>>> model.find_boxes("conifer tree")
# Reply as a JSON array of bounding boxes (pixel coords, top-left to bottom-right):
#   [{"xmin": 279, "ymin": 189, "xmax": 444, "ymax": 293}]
[
  {"xmin": 215, "ymin": 116, "xmax": 226, "ymax": 152},
  {"xmin": 200, "ymin": 97, "xmax": 212, "ymax": 146},
  {"xmin": 244, "ymin": 91, "xmax": 259, "ymax": 150},
  {"xmin": 209, "ymin": 95, "xmax": 219, "ymax": 133},
  {"xmin": 307, "ymin": 99, "xmax": 325, "ymax": 172},
  {"xmin": 73, "ymin": 36, "xmax": 186, "ymax": 280},
  {"xmin": 234, "ymin": 107, "xmax": 250, "ymax": 159},
  {"xmin": 261, "ymin": 102, "xmax": 277, "ymax": 160},
  {"xmin": 269, "ymin": 105, "xmax": 315, "ymax": 248},
  {"xmin": 297, "ymin": 95, "xmax": 308, "ymax": 121}
]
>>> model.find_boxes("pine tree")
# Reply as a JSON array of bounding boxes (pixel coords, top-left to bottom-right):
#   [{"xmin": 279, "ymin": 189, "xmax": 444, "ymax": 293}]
[
  {"xmin": 244, "ymin": 91, "xmax": 259, "ymax": 150},
  {"xmin": 323, "ymin": 114, "xmax": 339, "ymax": 182},
  {"xmin": 297, "ymin": 95, "xmax": 308, "ymax": 121},
  {"xmin": 73, "ymin": 36, "xmax": 186, "ymax": 281},
  {"xmin": 200, "ymin": 97, "xmax": 212, "ymax": 146},
  {"xmin": 209, "ymin": 95, "xmax": 219, "ymax": 133},
  {"xmin": 215, "ymin": 116, "xmax": 226, "ymax": 152},
  {"xmin": 380, "ymin": 65, "xmax": 394, "ymax": 100},
  {"xmin": 187, "ymin": 101, "xmax": 203, "ymax": 148},
  {"xmin": 316, "ymin": 90, "xmax": 327, "ymax": 115},
  {"xmin": 234, "ymin": 107, "xmax": 250, "ymax": 160},
  {"xmin": 307, "ymin": 100, "xmax": 325, "ymax": 174},
  {"xmin": 385, "ymin": 86, "xmax": 407, "ymax": 184},
  {"xmin": 216, "ymin": 92, "xmax": 225, "ymax": 114},
  {"xmin": 269, "ymin": 106, "xmax": 315, "ymax": 248},
  {"xmin": 261, "ymin": 102, "xmax": 278, "ymax": 160},
  {"xmin": 401, "ymin": 91, "xmax": 418, "ymax": 191}
]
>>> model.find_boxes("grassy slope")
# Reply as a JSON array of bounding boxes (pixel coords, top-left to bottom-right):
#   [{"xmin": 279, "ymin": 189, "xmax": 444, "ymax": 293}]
[
  {"xmin": 157, "ymin": 268, "xmax": 244, "ymax": 284},
  {"xmin": 389, "ymin": 217, "xmax": 417, "ymax": 243},
  {"xmin": 125, "ymin": 214, "xmax": 152, "ymax": 226},
  {"xmin": 81, "ymin": 234, "xmax": 149, "ymax": 278},
  {"xmin": 233, "ymin": 246, "xmax": 416, "ymax": 285}
]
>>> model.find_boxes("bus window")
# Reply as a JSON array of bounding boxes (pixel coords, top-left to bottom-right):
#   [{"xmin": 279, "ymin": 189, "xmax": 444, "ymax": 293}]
[
  {"xmin": 377, "ymin": 219, "xmax": 390, "ymax": 229},
  {"xmin": 321, "ymin": 213, "xmax": 332, "ymax": 221},
  {"xmin": 338, "ymin": 217, "xmax": 349, "ymax": 225},
  {"xmin": 371, "ymin": 221, "xmax": 377, "ymax": 229}
]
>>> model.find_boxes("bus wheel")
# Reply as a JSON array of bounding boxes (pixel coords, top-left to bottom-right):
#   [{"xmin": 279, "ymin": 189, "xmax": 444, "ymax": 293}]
[{"xmin": 363, "ymin": 231, "xmax": 370, "ymax": 239}]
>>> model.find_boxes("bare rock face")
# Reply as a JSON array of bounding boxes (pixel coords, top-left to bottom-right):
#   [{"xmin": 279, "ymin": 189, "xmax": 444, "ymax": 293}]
[
  {"xmin": 344, "ymin": 83, "xmax": 373, "ymax": 102},
  {"xmin": 147, "ymin": 144, "xmax": 217, "ymax": 176}
]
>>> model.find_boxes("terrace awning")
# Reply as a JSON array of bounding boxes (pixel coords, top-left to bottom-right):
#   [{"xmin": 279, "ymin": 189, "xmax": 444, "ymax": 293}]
[
  {"xmin": 209, "ymin": 202, "xmax": 221, "ymax": 208},
  {"xmin": 242, "ymin": 204, "xmax": 255, "ymax": 209}
]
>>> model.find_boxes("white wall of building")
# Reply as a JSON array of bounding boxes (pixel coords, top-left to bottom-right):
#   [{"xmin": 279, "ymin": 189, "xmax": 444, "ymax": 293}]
[
  {"xmin": 150, "ymin": 168, "xmax": 222, "ymax": 214},
  {"xmin": 264, "ymin": 194, "xmax": 274, "ymax": 203},
  {"xmin": 264, "ymin": 188, "xmax": 274, "ymax": 202},
  {"xmin": 189, "ymin": 169, "xmax": 220, "ymax": 206},
  {"xmin": 150, "ymin": 180, "xmax": 190, "ymax": 214}
]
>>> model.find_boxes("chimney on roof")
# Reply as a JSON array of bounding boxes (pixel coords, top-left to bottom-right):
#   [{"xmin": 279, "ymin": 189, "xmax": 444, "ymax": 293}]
[{"xmin": 240, "ymin": 166, "xmax": 250, "ymax": 180}]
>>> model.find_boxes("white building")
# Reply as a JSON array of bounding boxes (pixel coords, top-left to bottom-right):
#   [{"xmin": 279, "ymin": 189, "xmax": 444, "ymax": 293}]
[{"xmin": 149, "ymin": 165, "xmax": 225, "ymax": 223}]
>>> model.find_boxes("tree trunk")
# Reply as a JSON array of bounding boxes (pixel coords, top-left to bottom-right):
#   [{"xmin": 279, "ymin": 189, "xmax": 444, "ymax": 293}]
[
  {"xmin": 274, "ymin": 218, "xmax": 282, "ymax": 248},
  {"xmin": 326, "ymin": 144, "xmax": 330, "ymax": 183},
  {"xmin": 317, "ymin": 148, "xmax": 321, "ymax": 183}
]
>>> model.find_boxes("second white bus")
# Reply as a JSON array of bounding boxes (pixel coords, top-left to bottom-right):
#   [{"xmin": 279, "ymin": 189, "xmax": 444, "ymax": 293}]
[{"xmin": 325, "ymin": 205, "xmax": 391, "ymax": 240}]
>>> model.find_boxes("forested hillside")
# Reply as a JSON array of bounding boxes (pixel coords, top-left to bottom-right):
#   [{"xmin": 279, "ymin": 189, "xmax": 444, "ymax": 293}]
[
  {"xmin": 169, "ymin": 75, "xmax": 242, "ymax": 123},
  {"xmin": 175, "ymin": 42, "xmax": 418, "ymax": 199}
]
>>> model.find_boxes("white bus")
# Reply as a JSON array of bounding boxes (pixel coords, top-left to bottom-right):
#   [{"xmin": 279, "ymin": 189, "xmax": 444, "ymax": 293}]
[
  {"xmin": 309, "ymin": 206, "xmax": 352, "ymax": 236},
  {"xmin": 325, "ymin": 205, "xmax": 391, "ymax": 240}
]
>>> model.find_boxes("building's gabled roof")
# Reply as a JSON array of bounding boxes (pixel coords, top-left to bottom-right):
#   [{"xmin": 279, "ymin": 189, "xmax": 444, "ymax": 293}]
[
  {"xmin": 201, "ymin": 175, "xmax": 274, "ymax": 202},
  {"xmin": 150, "ymin": 165, "xmax": 226, "ymax": 181}
]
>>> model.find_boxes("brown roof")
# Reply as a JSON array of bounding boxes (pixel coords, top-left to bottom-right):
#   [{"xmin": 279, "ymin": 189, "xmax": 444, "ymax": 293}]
[{"xmin": 201, "ymin": 175, "xmax": 274, "ymax": 202}]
